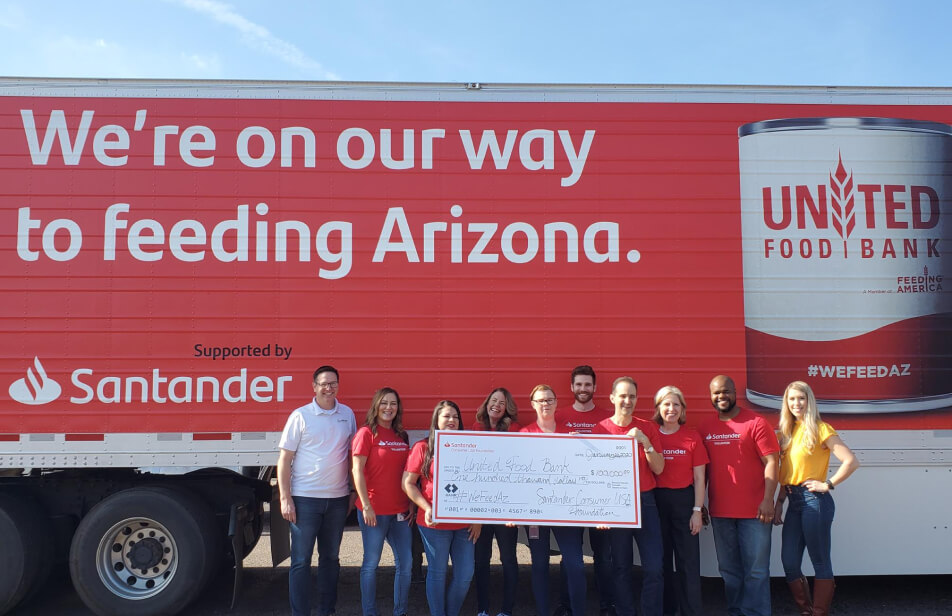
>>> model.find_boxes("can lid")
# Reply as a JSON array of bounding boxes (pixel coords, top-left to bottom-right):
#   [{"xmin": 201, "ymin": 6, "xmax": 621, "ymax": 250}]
[{"xmin": 738, "ymin": 117, "xmax": 952, "ymax": 137}]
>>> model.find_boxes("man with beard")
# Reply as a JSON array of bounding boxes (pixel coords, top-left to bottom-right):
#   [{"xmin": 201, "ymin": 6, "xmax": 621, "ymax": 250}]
[
  {"xmin": 698, "ymin": 375, "xmax": 779, "ymax": 616},
  {"xmin": 553, "ymin": 365, "xmax": 615, "ymax": 616}
]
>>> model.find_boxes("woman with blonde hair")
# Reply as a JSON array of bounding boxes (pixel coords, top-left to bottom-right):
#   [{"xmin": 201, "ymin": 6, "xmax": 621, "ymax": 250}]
[
  {"xmin": 652, "ymin": 385, "xmax": 708, "ymax": 616},
  {"xmin": 773, "ymin": 381, "xmax": 859, "ymax": 616}
]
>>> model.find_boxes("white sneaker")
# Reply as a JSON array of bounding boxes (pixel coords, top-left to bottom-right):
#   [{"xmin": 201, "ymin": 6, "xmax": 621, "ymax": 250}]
[{"xmin": 477, "ymin": 612, "xmax": 489, "ymax": 616}]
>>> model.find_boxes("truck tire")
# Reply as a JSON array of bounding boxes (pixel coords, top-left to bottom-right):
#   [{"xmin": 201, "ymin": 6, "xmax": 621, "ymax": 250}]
[
  {"xmin": 69, "ymin": 486, "xmax": 220, "ymax": 616},
  {"xmin": 0, "ymin": 494, "xmax": 51, "ymax": 615}
]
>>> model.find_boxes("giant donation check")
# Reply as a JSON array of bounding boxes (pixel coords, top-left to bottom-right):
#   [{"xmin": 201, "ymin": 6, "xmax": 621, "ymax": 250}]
[{"xmin": 432, "ymin": 431, "xmax": 642, "ymax": 527}]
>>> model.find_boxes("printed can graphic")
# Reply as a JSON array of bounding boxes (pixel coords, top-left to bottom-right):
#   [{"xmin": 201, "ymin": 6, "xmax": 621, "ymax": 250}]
[{"xmin": 739, "ymin": 118, "xmax": 952, "ymax": 412}]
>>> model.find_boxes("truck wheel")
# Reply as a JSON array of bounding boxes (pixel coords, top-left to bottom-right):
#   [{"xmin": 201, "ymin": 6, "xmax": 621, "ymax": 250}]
[
  {"xmin": 69, "ymin": 486, "xmax": 220, "ymax": 616},
  {"xmin": 0, "ymin": 494, "xmax": 51, "ymax": 615}
]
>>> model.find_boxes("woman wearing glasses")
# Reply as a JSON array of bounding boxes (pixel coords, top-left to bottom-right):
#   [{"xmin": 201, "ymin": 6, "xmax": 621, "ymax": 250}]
[
  {"xmin": 520, "ymin": 385, "xmax": 586, "ymax": 616},
  {"xmin": 403, "ymin": 400, "xmax": 481, "ymax": 616},
  {"xmin": 352, "ymin": 387, "xmax": 412, "ymax": 616},
  {"xmin": 471, "ymin": 388, "xmax": 521, "ymax": 616}
]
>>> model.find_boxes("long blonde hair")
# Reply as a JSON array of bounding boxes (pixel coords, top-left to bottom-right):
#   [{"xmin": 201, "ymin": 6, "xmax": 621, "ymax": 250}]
[{"xmin": 778, "ymin": 381, "xmax": 821, "ymax": 452}]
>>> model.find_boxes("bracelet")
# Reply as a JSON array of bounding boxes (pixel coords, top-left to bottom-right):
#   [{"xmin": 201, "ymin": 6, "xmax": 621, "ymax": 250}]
[
  {"xmin": 826, "ymin": 479, "xmax": 835, "ymax": 490},
  {"xmin": 692, "ymin": 506, "xmax": 703, "ymax": 512}
]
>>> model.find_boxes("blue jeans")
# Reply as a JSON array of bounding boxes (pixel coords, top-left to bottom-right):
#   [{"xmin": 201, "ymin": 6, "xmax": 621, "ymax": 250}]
[
  {"xmin": 610, "ymin": 490, "xmax": 664, "ymax": 616},
  {"xmin": 527, "ymin": 525, "xmax": 585, "ymax": 616},
  {"xmin": 474, "ymin": 523, "xmax": 519, "ymax": 615},
  {"xmin": 417, "ymin": 524, "xmax": 476, "ymax": 616},
  {"xmin": 357, "ymin": 510, "xmax": 413, "ymax": 616},
  {"xmin": 711, "ymin": 516, "xmax": 772, "ymax": 616},
  {"xmin": 289, "ymin": 495, "xmax": 350, "ymax": 616},
  {"xmin": 781, "ymin": 485, "xmax": 835, "ymax": 581}
]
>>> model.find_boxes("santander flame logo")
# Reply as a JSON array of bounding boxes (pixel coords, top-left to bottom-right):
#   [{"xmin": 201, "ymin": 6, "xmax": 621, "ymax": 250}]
[{"xmin": 8, "ymin": 357, "xmax": 62, "ymax": 405}]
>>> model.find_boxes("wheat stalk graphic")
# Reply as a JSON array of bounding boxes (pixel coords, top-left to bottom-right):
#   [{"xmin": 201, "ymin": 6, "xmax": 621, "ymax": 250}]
[{"xmin": 829, "ymin": 152, "xmax": 855, "ymax": 257}]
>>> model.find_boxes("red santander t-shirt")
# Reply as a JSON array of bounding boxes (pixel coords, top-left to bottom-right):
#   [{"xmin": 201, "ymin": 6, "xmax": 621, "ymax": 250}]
[
  {"xmin": 656, "ymin": 427, "xmax": 709, "ymax": 489},
  {"xmin": 558, "ymin": 405, "xmax": 610, "ymax": 434},
  {"xmin": 592, "ymin": 416, "xmax": 662, "ymax": 492},
  {"xmin": 405, "ymin": 439, "xmax": 467, "ymax": 530},
  {"xmin": 351, "ymin": 425, "xmax": 410, "ymax": 515},
  {"xmin": 698, "ymin": 408, "xmax": 780, "ymax": 518}
]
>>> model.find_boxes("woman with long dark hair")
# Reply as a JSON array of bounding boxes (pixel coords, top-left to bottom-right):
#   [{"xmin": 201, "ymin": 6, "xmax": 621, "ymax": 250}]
[
  {"xmin": 471, "ymin": 388, "xmax": 520, "ymax": 616},
  {"xmin": 403, "ymin": 400, "xmax": 481, "ymax": 616},
  {"xmin": 773, "ymin": 381, "xmax": 859, "ymax": 616},
  {"xmin": 352, "ymin": 387, "xmax": 412, "ymax": 616}
]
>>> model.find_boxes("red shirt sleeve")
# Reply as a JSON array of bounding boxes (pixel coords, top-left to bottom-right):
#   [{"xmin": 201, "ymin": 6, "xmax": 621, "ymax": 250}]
[
  {"xmin": 405, "ymin": 440, "xmax": 426, "ymax": 474},
  {"xmin": 352, "ymin": 426, "xmax": 373, "ymax": 457},
  {"xmin": 751, "ymin": 417, "xmax": 781, "ymax": 457}
]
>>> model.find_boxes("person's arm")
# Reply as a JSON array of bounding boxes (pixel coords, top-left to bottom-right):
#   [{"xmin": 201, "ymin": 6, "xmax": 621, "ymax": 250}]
[
  {"xmin": 277, "ymin": 448, "xmax": 296, "ymax": 524},
  {"xmin": 758, "ymin": 452, "xmax": 779, "ymax": 524},
  {"xmin": 690, "ymin": 464, "xmax": 705, "ymax": 535},
  {"xmin": 402, "ymin": 470, "xmax": 432, "ymax": 526},
  {"xmin": 803, "ymin": 435, "xmax": 860, "ymax": 492},
  {"xmin": 352, "ymin": 454, "xmax": 374, "ymax": 526},
  {"xmin": 628, "ymin": 427, "xmax": 665, "ymax": 475}
]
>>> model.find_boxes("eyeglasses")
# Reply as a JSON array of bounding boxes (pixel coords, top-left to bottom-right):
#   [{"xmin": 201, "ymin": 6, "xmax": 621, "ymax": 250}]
[
  {"xmin": 316, "ymin": 381, "xmax": 339, "ymax": 389},
  {"xmin": 532, "ymin": 398, "xmax": 556, "ymax": 406}
]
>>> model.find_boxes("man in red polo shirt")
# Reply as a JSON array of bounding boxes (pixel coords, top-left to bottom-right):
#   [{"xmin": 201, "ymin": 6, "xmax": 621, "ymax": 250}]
[{"xmin": 698, "ymin": 375, "xmax": 779, "ymax": 616}]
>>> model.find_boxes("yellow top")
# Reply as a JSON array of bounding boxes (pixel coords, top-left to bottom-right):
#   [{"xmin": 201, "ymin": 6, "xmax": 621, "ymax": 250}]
[{"xmin": 779, "ymin": 421, "xmax": 838, "ymax": 486}]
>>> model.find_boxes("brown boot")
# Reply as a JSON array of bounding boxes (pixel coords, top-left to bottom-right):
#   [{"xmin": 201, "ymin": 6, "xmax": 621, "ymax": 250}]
[
  {"xmin": 787, "ymin": 576, "xmax": 814, "ymax": 615},
  {"xmin": 813, "ymin": 578, "xmax": 835, "ymax": 616}
]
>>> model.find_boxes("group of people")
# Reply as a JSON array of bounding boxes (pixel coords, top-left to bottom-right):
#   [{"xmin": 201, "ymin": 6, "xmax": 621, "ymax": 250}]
[{"xmin": 277, "ymin": 365, "xmax": 859, "ymax": 616}]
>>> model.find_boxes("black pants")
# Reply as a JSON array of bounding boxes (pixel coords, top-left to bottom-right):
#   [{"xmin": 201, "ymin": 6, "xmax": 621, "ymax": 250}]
[{"xmin": 655, "ymin": 486, "xmax": 703, "ymax": 616}]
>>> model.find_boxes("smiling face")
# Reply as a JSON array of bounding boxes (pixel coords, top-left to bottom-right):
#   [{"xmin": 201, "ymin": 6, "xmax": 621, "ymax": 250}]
[
  {"xmin": 312, "ymin": 370, "xmax": 339, "ymax": 408},
  {"xmin": 786, "ymin": 386, "xmax": 807, "ymax": 420},
  {"xmin": 709, "ymin": 376, "xmax": 737, "ymax": 416},
  {"xmin": 436, "ymin": 404, "xmax": 460, "ymax": 431},
  {"xmin": 376, "ymin": 392, "xmax": 399, "ymax": 428},
  {"xmin": 610, "ymin": 380, "xmax": 637, "ymax": 417},
  {"xmin": 487, "ymin": 391, "xmax": 508, "ymax": 425},
  {"xmin": 658, "ymin": 393, "xmax": 684, "ymax": 426},
  {"xmin": 572, "ymin": 374, "xmax": 595, "ymax": 405}
]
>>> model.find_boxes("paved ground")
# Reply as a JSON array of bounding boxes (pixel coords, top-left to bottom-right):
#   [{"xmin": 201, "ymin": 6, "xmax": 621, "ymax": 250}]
[{"xmin": 13, "ymin": 523, "xmax": 952, "ymax": 615}]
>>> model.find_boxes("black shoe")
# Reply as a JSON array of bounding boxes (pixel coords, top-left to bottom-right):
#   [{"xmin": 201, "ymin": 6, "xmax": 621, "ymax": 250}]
[
  {"xmin": 551, "ymin": 605, "xmax": 570, "ymax": 616},
  {"xmin": 600, "ymin": 606, "xmax": 618, "ymax": 616}
]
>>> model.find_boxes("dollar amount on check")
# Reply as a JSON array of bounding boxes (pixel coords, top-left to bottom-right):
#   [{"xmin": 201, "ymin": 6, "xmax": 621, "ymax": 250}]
[{"xmin": 432, "ymin": 431, "xmax": 642, "ymax": 527}]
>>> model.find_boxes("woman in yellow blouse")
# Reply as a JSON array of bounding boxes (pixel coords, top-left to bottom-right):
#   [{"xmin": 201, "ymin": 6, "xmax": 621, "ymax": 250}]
[{"xmin": 773, "ymin": 381, "xmax": 859, "ymax": 616}]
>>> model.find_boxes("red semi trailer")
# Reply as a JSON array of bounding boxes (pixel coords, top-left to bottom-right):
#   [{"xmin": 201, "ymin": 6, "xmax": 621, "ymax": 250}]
[{"xmin": 1, "ymin": 79, "xmax": 951, "ymax": 615}]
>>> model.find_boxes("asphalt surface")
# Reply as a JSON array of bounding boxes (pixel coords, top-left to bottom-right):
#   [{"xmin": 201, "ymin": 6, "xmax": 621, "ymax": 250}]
[{"xmin": 13, "ymin": 524, "xmax": 952, "ymax": 615}]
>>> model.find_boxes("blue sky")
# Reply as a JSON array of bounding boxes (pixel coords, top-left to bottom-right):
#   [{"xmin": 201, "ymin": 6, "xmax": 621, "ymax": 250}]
[{"xmin": 1, "ymin": 0, "xmax": 949, "ymax": 86}]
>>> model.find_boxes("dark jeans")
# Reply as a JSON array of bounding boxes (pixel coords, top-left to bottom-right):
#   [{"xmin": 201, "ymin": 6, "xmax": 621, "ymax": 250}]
[
  {"xmin": 559, "ymin": 526, "xmax": 614, "ymax": 611},
  {"xmin": 528, "ymin": 525, "xmax": 586, "ymax": 616},
  {"xmin": 289, "ymin": 495, "xmax": 350, "ymax": 616},
  {"xmin": 655, "ymin": 486, "xmax": 702, "ymax": 616},
  {"xmin": 711, "ymin": 516, "xmax": 772, "ymax": 616},
  {"xmin": 610, "ymin": 490, "xmax": 664, "ymax": 616},
  {"xmin": 474, "ymin": 523, "xmax": 519, "ymax": 615},
  {"xmin": 781, "ymin": 485, "xmax": 836, "ymax": 581}
]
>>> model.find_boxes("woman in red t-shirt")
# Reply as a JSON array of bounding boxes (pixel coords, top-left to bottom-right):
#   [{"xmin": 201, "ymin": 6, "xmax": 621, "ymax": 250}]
[
  {"xmin": 652, "ymin": 385, "xmax": 708, "ymax": 616},
  {"xmin": 471, "ymin": 387, "xmax": 520, "ymax": 616},
  {"xmin": 402, "ymin": 401, "xmax": 480, "ymax": 616},
  {"xmin": 352, "ymin": 387, "xmax": 412, "ymax": 616}
]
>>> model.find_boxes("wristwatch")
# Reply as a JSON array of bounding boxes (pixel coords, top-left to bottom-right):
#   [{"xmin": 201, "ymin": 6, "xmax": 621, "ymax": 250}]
[
  {"xmin": 644, "ymin": 444, "xmax": 655, "ymax": 454},
  {"xmin": 825, "ymin": 479, "xmax": 835, "ymax": 490}
]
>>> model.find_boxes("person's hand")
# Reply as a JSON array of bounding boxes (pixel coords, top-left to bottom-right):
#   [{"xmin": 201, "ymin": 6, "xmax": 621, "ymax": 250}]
[
  {"xmin": 281, "ymin": 497, "xmax": 296, "ymax": 525},
  {"xmin": 757, "ymin": 498, "xmax": 775, "ymax": 524},
  {"xmin": 626, "ymin": 427, "xmax": 649, "ymax": 447},
  {"xmin": 689, "ymin": 510, "xmax": 703, "ymax": 535},
  {"xmin": 362, "ymin": 505, "xmax": 377, "ymax": 527},
  {"xmin": 802, "ymin": 479, "xmax": 829, "ymax": 493},
  {"xmin": 423, "ymin": 506, "xmax": 435, "ymax": 527},
  {"xmin": 596, "ymin": 524, "xmax": 611, "ymax": 530},
  {"xmin": 772, "ymin": 501, "xmax": 785, "ymax": 526},
  {"xmin": 468, "ymin": 524, "xmax": 482, "ymax": 542}
]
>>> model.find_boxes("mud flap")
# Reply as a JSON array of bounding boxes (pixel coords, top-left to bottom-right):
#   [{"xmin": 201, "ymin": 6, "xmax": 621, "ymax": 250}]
[
  {"xmin": 228, "ymin": 503, "xmax": 248, "ymax": 610},
  {"xmin": 269, "ymin": 484, "xmax": 290, "ymax": 566}
]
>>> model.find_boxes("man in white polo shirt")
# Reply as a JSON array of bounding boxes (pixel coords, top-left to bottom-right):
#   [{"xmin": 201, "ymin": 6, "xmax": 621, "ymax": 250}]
[{"xmin": 278, "ymin": 365, "xmax": 357, "ymax": 616}]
